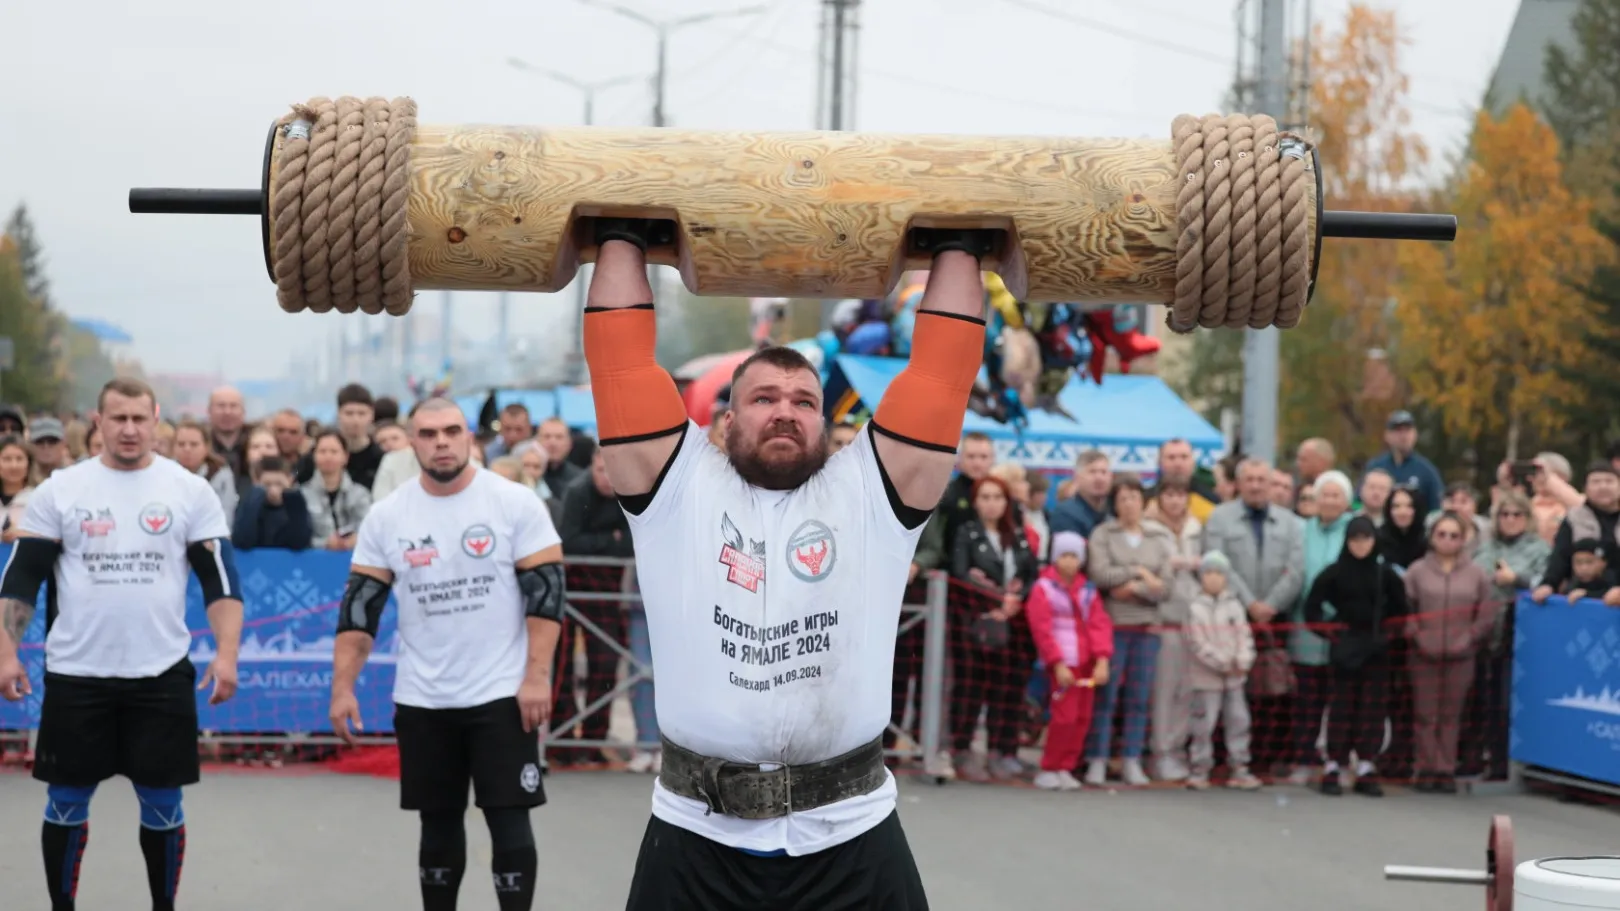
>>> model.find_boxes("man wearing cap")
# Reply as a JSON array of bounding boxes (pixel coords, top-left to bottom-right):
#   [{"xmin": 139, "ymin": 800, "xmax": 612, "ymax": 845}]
[
  {"xmin": 28, "ymin": 416, "xmax": 70, "ymax": 479},
  {"xmin": 1364, "ymin": 411, "xmax": 1444, "ymax": 514}
]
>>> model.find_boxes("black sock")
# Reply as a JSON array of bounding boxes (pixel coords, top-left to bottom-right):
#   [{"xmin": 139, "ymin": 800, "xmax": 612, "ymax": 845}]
[
  {"xmin": 41, "ymin": 821, "xmax": 90, "ymax": 911},
  {"xmin": 492, "ymin": 847, "xmax": 538, "ymax": 911},
  {"xmin": 420, "ymin": 810, "xmax": 468, "ymax": 911},
  {"xmin": 138, "ymin": 825, "xmax": 185, "ymax": 911}
]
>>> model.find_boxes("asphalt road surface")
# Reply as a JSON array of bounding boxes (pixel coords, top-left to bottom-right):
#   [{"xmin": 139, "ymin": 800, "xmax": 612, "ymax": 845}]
[{"xmin": 0, "ymin": 768, "xmax": 1613, "ymax": 910}]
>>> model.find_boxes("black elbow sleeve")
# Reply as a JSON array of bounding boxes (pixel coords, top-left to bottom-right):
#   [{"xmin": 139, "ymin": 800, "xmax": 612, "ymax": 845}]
[
  {"xmin": 0, "ymin": 537, "xmax": 61, "ymax": 603},
  {"xmin": 187, "ymin": 538, "xmax": 241, "ymax": 605},
  {"xmin": 337, "ymin": 573, "xmax": 392, "ymax": 638},
  {"xmin": 518, "ymin": 562, "xmax": 567, "ymax": 624}
]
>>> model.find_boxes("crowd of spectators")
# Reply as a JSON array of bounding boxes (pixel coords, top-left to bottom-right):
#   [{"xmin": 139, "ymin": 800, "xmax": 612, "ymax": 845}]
[{"xmin": 2, "ymin": 390, "xmax": 1614, "ymax": 795}]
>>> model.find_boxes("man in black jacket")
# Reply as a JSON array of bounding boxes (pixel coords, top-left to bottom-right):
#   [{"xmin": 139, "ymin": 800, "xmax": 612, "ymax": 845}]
[{"xmin": 553, "ymin": 450, "xmax": 633, "ymax": 763}]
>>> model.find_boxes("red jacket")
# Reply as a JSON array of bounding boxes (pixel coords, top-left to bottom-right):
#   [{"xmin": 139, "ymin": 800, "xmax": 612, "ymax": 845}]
[{"xmin": 1024, "ymin": 565, "xmax": 1114, "ymax": 671}]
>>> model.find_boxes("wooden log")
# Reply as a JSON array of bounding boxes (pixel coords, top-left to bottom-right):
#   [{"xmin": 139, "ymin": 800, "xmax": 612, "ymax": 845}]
[{"xmin": 266, "ymin": 124, "xmax": 1320, "ymax": 304}]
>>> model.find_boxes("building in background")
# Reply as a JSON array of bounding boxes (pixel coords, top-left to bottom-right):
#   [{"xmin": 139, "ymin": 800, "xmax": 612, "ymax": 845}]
[{"xmin": 1485, "ymin": 0, "xmax": 1580, "ymax": 115}]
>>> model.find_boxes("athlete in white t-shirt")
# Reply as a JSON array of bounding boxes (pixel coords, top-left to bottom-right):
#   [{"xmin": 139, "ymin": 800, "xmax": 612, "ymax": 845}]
[
  {"xmin": 582, "ymin": 219, "xmax": 990, "ymax": 910},
  {"xmin": 0, "ymin": 377, "xmax": 243, "ymax": 911},
  {"xmin": 329, "ymin": 396, "xmax": 565, "ymax": 911}
]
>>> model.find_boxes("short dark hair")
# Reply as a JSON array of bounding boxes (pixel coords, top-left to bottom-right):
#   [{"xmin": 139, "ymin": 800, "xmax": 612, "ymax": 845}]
[
  {"xmin": 730, "ymin": 346, "xmax": 818, "ymax": 388},
  {"xmin": 962, "ymin": 431, "xmax": 994, "ymax": 447},
  {"xmin": 373, "ymin": 396, "xmax": 400, "ymax": 423},
  {"xmin": 501, "ymin": 403, "xmax": 531, "ymax": 419},
  {"xmin": 1027, "ymin": 471, "xmax": 1050, "ymax": 494},
  {"xmin": 1154, "ymin": 477, "xmax": 1190, "ymax": 497},
  {"xmin": 1586, "ymin": 460, "xmax": 1619, "ymax": 483},
  {"xmin": 98, "ymin": 377, "xmax": 157, "ymax": 412},
  {"xmin": 336, "ymin": 383, "xmax": 374, "ymax": 409}
]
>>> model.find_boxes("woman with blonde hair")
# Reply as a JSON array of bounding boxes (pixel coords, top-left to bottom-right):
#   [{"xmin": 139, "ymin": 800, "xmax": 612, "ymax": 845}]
[{"xmin": 0, "ymin": 434, "xmax": 39, "ymax": 542}]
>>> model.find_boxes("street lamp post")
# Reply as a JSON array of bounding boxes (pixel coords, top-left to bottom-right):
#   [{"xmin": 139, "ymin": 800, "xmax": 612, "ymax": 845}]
[
  {"xmin": 574, "ymin": 0, "xmax": 768, "ymax": 128},
  {"xmin": 506, "ymin": 59, "xmax": 647, "ymax": 384}
]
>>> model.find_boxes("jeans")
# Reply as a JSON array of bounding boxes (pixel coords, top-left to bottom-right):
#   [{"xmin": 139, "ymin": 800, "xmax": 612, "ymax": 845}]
[
  {"xmin": 626, "ymin": 608, "xmax": 659, "ymax": 746},
  {"xmin": 1084, "ymin": 629, "xmax": 1161, "ymax": 761}
]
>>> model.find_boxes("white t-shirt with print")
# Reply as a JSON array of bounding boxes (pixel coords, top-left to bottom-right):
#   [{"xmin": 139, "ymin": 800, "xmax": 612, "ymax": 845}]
[
  {"xmin": 17, "ymin": 456, "xmax": 232, "ymax": 678},
  {"xmin": 626, "ymin": 422, "xmax": 925, "ymax": 857},
  {"xmin": 352, "ymin": 468, "xmax": 561, "ymax": 710}
]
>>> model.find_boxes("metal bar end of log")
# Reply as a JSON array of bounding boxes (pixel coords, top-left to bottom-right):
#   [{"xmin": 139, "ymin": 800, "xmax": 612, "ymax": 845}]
[
  {"xmin": 128, "ymin": 188, "xmax": 264, "ymax": 216},
  {"xmin": 1321, "ymin": 210, "xmax": 1457, "ymax": 242}
]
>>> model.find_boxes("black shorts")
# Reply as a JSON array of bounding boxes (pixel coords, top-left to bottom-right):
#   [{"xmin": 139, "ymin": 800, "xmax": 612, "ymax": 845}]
[
  {"xmin": 394, "ymin": 697, "xmax": 545, "ymax": 812},
  {"xmin": 33, "ymin": 658, "xmax": 201, "ymax": 789},
  {"xmin": 624, "ymin": 811, "xmax": 929, "ymax": 911}
]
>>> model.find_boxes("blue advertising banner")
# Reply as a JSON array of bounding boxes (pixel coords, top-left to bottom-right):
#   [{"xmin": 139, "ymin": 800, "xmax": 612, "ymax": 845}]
[
  {"xmin": 0, "ymin": 546, "xmax": 402, "ymax": 734},
  {"xmin": 1511, "ymin": 594, "xmax": 1620, "ymax": 787}
]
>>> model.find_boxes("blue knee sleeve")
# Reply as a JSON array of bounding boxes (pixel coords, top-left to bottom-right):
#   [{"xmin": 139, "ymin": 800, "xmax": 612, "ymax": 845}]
[
  {"xmin": 133, "ymin": 785, "xmax": 184, "ymax": 831},
  {"xmin": 45, "ymin": 784, "xmax": 97, "ymax": 826}
]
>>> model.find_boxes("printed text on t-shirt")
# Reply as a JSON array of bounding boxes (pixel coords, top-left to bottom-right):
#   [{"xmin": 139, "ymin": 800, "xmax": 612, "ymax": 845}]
[
  {"xmin": 713, "ymin": 605, "xmax": 838, "ymax": 690},
  {"xmin": 407, "ymin": 574, "xmax": 497, "ymax": 617}
]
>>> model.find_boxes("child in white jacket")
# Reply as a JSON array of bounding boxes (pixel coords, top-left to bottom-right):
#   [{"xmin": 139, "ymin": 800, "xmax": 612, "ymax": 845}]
[{"xmin": 1186, "ymin": 551, "xmax": 1262, "ymax": 790}]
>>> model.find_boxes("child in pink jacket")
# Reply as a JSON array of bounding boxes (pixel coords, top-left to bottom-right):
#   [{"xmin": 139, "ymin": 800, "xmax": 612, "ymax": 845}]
[{"xmin": 1025, "ymin": 532, "xmax": 1115, "ymax": 791}]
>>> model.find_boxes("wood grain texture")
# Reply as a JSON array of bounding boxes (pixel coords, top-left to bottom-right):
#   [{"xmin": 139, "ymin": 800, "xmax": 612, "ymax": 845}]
[{"xmin": 398, "ymin": 124, "xmax": 1319, "ymax": 303}]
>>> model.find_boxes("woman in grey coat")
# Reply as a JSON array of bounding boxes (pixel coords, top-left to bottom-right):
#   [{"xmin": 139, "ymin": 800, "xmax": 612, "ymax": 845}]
[
  {"xmin": 1464, "ymin": 490, "xmax": 1549, "ymax": 778},
  {"xmin": 302, "ymin": 429, "xmax": 373, "ymax": 550},
  {"xmin": 173, "ymin": 420, "xmax": 238, "ymax": 522}
]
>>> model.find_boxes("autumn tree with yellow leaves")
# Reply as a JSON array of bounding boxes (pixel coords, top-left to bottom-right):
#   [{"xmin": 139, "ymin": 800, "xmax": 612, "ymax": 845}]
[
  {"xmin": 1275, "ymin": 3, "xmax": 1427, "ymax": 458},
  {"xmin": 1395, "ymin": 103, "xmax": 1608, "ymax": 460}
]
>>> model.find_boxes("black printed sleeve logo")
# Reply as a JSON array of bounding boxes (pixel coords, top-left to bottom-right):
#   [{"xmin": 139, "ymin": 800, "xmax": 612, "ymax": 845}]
[
  {"xmin": 401, "ymin": 536, "xmax": 440, "ymax": 568},
  {"xmin": 718, "ymin": 512, "xmax": 767, "ymax": 593},
  {"xmin": 139, "ymin": 503, "xmax": 173, "ymax": 535},
  {"xmin": 77, "ymin": 507, "xmax": 116, "ymax": 538},
  {"xmin": 787, "ymin": 520, "xmax": 836, "ymax": 582}
]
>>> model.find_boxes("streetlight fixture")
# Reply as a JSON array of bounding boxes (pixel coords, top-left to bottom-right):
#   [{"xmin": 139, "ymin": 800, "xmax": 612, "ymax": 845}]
[
  {"xmin": 574, "ymin": 0, "xmax": 769, "ymax": 127},
  {"xmin": 505, "ymin": 58, "xmax": 646, "ymax": 126}
]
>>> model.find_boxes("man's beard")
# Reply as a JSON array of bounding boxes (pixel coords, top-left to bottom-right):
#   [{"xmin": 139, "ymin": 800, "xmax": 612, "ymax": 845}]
[
  {"xmin": 424, "ymin": 458, "xmax": 470, "ymax": 484},
  {"xmin": 727, "ymin": 421, "xmax": 829, "ymax": 491}
]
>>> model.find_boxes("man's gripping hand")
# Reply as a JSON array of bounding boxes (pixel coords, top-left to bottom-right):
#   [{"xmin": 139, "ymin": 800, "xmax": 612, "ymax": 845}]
[{"xmin": 198, "ymin": 655, "xmax": 237, "ymax": 705}]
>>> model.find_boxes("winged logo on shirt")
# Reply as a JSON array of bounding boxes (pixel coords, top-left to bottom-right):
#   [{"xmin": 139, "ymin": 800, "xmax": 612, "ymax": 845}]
[{"xmin": 717, "ymin": 513, "xmax": 767, "ymax": 593}]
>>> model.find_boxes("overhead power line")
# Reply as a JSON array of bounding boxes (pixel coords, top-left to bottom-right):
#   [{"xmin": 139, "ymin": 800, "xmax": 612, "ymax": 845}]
[{"xmin": 996, "ymin": 0, "xmax": 1235, "ymax": 67}]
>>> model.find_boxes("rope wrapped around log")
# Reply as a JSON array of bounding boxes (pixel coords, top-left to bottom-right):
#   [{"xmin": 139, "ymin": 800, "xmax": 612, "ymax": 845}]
[
  {"xmin": 1168, "ymin": 112, "xmax": 1315, "ymax": 333},
  {"xmin": 272, "ymin": 96, "xmax": 417, "ymax": 315}
]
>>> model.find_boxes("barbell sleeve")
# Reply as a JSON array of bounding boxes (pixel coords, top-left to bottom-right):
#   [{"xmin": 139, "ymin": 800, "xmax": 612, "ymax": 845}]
[
  {"xmin": 129, "ymin": 188, "xmax": 263, "ymax": 216},
  {"xmin": 1383, "ymin": 865, "xmax": 1494, "ymax": 886},
  {"xmin": 1321, "ymin": 210, "xmax": 1457, "ymax": 242}
]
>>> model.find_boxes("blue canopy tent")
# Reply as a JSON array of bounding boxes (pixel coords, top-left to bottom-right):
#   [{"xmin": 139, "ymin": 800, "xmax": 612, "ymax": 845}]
[
  {"xmin": 71, "ymin": 318, "xmax": 133, "ymax": 345},
  {"xmin": 824, "ymin": 354, "xmax": 1224, "ymax": 474}
]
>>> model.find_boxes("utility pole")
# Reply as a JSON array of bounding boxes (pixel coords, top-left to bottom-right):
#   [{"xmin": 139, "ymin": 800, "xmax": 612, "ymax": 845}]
[
  {"xmin": 439, "ymin": 291, "xmax": 453, "ymax": 393},
  {"xmin": 817, "ymin": 0, "xmax": 861, "ymax": 330},
  {"xmin": 507, "ymin": 58, "xmax": 644, "ymax": 383},
  {"xmin": 1238, "ymin": 0, "xmax": 1289, "ymax": 465}
]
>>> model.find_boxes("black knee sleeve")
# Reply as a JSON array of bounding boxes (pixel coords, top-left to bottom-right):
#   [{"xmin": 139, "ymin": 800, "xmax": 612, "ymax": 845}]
[
  {"xmin": 482, "ymin": 807, "xmax": 534, "ymax": 851},
  {"xmin": 419, "ymin": 809, "xmax": 467, "ymax": 855}
]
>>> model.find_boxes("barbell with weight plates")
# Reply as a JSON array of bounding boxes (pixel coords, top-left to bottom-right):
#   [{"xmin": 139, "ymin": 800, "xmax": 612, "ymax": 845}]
[{"xmin": 1385, "ymin": 815, "xmax": 1620, "ymax": 910}]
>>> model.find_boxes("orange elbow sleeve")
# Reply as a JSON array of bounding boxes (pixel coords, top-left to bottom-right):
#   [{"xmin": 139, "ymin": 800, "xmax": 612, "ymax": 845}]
[
  {"xmin": 873, "ymin": 311, "xmax": 985, "ymax": 451},
  {"xmin": 583, "ymin": 305, "xmax": 687, "ymax": 444}
]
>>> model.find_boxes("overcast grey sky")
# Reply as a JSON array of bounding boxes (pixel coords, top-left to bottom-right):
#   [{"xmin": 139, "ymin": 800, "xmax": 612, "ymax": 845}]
[{"xmin": 0, "ymin": 0, "xmax": 1519, "ymax": 383}]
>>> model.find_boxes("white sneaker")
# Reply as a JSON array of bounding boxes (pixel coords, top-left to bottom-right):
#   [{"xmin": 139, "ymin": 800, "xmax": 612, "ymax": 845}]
[
  {"xmin": 625, "ymin": 751, "xmax": 656, "ymax": 774},
  {"xmin": 1156, "ymin": 757, "xmax": 1190, "ymax": 782},
  {"xmin": 1055, "ymin": 770, "xmax": 1083, "ymax": 791},
  {"xmin": 1287, "ymin": 765, "xmax": 1313, "ymax": 786},
  {"xmin": 1082, "ymin": 759, "xmax": 1108, "ymax": 786},
  {"xmin": 1034, "ymin": 770, "xmax": 1066, "ymax": 790},
  {"xmin": 1121, "ymin": 759, "xmax": 1151, "ymax": 786}
]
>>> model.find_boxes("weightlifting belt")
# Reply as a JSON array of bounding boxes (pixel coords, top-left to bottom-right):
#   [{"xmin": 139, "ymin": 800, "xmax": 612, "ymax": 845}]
[{"xmin": 658, "ymin": 736, "xmax": 888, "ymax": 820}]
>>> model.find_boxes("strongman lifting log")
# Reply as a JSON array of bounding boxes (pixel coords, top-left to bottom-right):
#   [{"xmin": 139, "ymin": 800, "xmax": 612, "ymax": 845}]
[{"xmin": 127, "ymin": 95, "xmax": 1455, "ymax": 330}]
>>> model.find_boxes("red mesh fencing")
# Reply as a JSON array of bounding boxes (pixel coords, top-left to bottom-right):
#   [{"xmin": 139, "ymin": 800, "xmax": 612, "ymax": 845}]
[{"xmin": 935, "ymin": 575, "xmax": 1515, "ymax": 792}]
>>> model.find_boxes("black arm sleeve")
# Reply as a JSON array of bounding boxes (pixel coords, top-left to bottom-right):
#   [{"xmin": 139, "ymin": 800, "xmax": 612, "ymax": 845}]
[
  {"xmin": 517, "ymin": 562, "xmax": 567, "ymax": 623},
  {"xmin": 186, "ymin": 538, "xmax": 242, "ymax": 605},
  {"xmin": 0, "ymin": 537, "xmax": 62, "ymax": 603},
  {"xmin": 336, "ymin": 573, "xmax": 392, "ymax": 638},
  {"xmin": 1542, "ymin": 520, "xmax": 1575, "ymax": 592}
]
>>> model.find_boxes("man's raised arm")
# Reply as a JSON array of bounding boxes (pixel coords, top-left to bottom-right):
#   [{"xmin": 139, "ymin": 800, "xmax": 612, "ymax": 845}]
[
  {"xmin": 870, "ymin": 249, "xmax": 988, "ymax": 512},
  {"xmin": 582, "ymin": 227, "xmax": 689, "ymax": 506}
]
